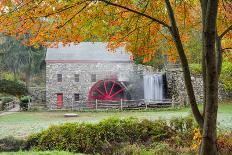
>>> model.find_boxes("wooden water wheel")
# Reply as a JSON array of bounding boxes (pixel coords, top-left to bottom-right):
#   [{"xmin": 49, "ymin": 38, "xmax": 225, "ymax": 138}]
[{"xmin": 88, "ymin": 79, "xmax": 130, "ymax": 101}]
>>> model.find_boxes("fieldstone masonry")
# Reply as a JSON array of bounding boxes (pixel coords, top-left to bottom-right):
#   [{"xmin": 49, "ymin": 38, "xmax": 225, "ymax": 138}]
[
  {"xmin": 46, "ymin": 62, "xmax": 231, "ymax": 109},
  {"xmin": 46, "ymin": 62, "xmax": 137, "ymax": 109},
  {"xmin": 165, "ymin": 67, "xmax": 231, "ymax": 104}
]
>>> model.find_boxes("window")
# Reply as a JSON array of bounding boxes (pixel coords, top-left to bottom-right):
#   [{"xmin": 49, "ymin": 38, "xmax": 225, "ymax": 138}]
[
  {"xmin": 74, "ymin": 93, "xmax": 80, "ymax": 101},
  {"xmin": 75, "ymin": 74, "xmax": 79, "ymax": 82},
  {"xmin": 91, "ymin": 74, "xmax": 96, "ymax": 82},
  {"xmin": 57, "ymin": 74, "xmax": 62, "ymax": 82}
]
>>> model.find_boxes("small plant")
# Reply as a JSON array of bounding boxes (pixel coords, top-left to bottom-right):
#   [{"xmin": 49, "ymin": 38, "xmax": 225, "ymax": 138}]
[
  {"xmin": 191, "ymin": 128, "xmax": 202, "ymax": 151},
  {"xmin": 189, "ymin": 63, "xmax": 202, "ymax": 75},
  {"xmin": 217, "ymin": 131, "xmax": 232, "ymax": 154},
  {"xmin": 0, "ymin": 96, "xmax": 14, "ymax": 110},
  {"xmin": 0, "ymin": 136, "xmax": 25, "ymax": 152},
  {"xmin": 20, "ymin": 96, "xmax": 32, "ymax": 111}
]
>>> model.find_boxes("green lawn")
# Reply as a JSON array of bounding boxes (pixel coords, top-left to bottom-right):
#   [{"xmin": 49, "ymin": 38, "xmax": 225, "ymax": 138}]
[
  {"xmin": 0, "ymin": 151, "xmax": 83, "ymax": 155},
  {"xmin": 0, "ymin": 103, "xmax": 231, "ymax": 139}
]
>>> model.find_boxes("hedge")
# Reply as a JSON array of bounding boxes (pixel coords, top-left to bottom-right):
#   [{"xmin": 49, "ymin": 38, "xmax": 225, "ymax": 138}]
[
  {"xmin": 0, "ymin": 79, "xmax": 28, "ymax": 96},
  {"xmin": 24, "ymin": 117, "xmax": 195, "ymax": 154}
]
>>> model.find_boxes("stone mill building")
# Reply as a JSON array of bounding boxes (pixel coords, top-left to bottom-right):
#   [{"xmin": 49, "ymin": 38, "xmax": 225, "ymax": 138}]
[{"xmin": 46, "ymin": 42, "xmax": 146, "ymax": 109}]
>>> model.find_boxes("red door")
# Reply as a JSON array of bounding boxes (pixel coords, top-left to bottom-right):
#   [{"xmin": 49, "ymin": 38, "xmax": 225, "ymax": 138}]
[{"xmin": 57, "ymin": 93, "xmax": 63, "ymax": 108}]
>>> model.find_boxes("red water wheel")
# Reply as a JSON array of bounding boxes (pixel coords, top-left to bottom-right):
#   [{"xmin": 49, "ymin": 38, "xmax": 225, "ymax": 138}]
[{"xmin": 88, "ymin": 80, "xmax": 128, "ymax": 101}]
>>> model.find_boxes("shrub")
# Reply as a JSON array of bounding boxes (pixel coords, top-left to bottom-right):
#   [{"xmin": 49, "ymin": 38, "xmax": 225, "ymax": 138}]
[
  {"xmin": 0, "ymin": 96, "xmax": 14, "ymax": 110},
  {"xmin": 1, "ymin": 96, "xmax": 13, "ymax": 103},
  {"xmin": 220, "ymin": 61, "xmax": 232, "ymax": 91},
  {"xmin": 168, "ymin": 116, "xmax": 195, "ymax": 148},
  {"xmin": 1, "ymin": 72, "xmax": 16, "ymax": 81},
  {"xmin": 20, "ymin": 96, "xmax": 32, "ymax": 111},
  {"xmin": 0, "ymin": 79, "xmax": 28, "ymax": 96},
  {"xmin": 189, "ymin": 64, "xmax": 201, "ymax": 75},
  {"xmin": 25, "ymin": 117, "xmax": 195, "ymax": 154},
  {"xmin": 169, "ymin": 116, "xmax": 194, "ymax": 133},
  {"xmin": 0, "ymin": 136, "xmax": 25, "ymax": 152},
  {"xmin": 217, "ymin": 131, "xmax": 232, "ymax": 154}
]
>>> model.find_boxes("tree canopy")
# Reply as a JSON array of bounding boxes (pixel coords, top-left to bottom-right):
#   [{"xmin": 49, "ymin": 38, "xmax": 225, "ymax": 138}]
[{"xmin": 0, "ymin": 0, "xmax": 231, "ymax": 63}]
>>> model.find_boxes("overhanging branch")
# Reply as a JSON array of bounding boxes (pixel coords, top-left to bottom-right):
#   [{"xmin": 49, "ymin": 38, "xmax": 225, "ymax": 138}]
[
  {"xmin": 94, "ymin": 0, "xmax": 170, "ymax": 29},
  {"xmin": 219, "ymin": 24, "xmax": 232, "ymax": 39}
]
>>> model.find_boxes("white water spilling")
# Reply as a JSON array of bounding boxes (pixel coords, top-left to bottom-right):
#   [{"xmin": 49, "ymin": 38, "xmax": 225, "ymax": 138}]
[{"xmin": 144, "ymin": 74, "xmax": 163, "ymax": 101}]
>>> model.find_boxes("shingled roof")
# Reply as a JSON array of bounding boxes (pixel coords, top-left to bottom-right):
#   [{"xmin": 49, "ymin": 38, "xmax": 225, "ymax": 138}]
[{"xmin": 46, "ymin": 42, "xmax": 131, "ymax": 63}]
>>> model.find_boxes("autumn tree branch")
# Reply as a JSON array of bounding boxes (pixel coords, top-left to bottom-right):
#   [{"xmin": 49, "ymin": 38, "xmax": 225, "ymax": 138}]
[
  {"xmin": 95, "ymin": 0, "xmax": 171, "ymax": 28},
  {"xmin": 219, "ymin": 24, "xmax": 232, "ymax": 39},
  {"xmin": 165, "ymin": 0, "xmax": 204, "ymax": 128},
  {"xmin": 56, "ymin": 3, "xmax": 89, "ymax": 29}
]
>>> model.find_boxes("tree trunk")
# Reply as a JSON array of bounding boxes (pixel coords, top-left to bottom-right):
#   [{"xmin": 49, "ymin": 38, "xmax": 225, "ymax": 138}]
[
  {"xmin": 165, "ymin": 0, "xmax": 204, "ymax": 128},
  {"xmin": 25, "ymin": 49, "xmax": 32, "ymax": 89},
  {"xmin": 216, "ymin": 35, "xmax": 222, "ymax": 77},
  {"xmin": 200, "ymin": 0, "xmax": 219, "ymax": 154},
  {"xmin": 25, "ymin": 61, "xmax": 31, "ymax": 89},
  {"xmin": 200, "ymin": 0, "xmax": 208, "ymax": 122}
]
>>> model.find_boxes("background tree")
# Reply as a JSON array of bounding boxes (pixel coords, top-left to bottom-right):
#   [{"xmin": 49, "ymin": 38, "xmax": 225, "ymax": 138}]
[
  {"xmin": 0, "ymin": 34, "xmax": 46, "ymax": 88},
  {"xmin": 0, "ymin": 0, "xmax": 231, "ymax": 154}
]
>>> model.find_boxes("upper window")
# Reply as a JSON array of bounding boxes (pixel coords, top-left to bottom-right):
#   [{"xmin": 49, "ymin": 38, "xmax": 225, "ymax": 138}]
[
  {"xmin": 75, "ymin": 74, "xmax": 79, "ymax": 82},
  {"xmin": 57, "ymin": 74, "xmax": 62, "ymax": 82},
  {"xmin": 91, "ymin": 74, "xmax": 96, "ymax": 82}
]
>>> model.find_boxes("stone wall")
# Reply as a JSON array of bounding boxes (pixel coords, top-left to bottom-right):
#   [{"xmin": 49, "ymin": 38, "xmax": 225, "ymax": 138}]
[
  {"xmin": 28, "ymin": 87, "xmax": 46, "ymax": 103},
  {"xmin": 165, "ymin": 67, "xmax": 231, "ymax": 104}
]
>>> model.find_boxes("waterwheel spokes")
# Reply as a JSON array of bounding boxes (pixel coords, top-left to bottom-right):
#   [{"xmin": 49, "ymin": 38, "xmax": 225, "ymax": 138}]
[
  {"xmin": 110, "ymin": 87, "xmax": 125, "ymax": 98},
  {"xmin": 96, "ymin": 87, "xmax": 106, "ymax": 96},
  {"xmin": 109, "ymin": 80, "xmax": 116, "ymax": 96},
  {"xmin": 88, "ymin": 79, "xmax": 128, "ymax": 101},
  {"xmin": 103, "ymin": 80, "xmax": 108, "ymax": 95}
]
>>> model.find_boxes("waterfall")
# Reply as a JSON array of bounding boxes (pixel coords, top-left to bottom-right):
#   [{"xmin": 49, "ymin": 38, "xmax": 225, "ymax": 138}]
[{"xmin": 144, "ymin": 74, "xmax": 164, "ymax": 101}]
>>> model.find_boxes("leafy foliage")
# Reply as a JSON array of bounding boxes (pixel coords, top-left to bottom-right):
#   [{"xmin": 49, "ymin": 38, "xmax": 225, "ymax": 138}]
[
  {"xmin": 217, "ymin": 131, "xmax": 232, "ymax": 154},
  {"xmin": 0, "ymin": 136, "xmax": 25, "ymax": 152},
  {"xmin": 19, "ymin": 96, "xmax": 32, "ymax": 111},
  {"xmin": 189, "ymin": 63, "xmax": 202, "ymax": 75},
  {"xmin": 0, "ymin": 96, "xmax": 13, "ymax": 110},
  {"xmin": 0, "ymin": 96, "xmax": 13, "ymax": 104},
  {"xmin": 220, "ymin": 61, "xmax": 232, "ymax": 91},
  {"xmin": 25, "ymin": 117, "xmax": 195, "ymax": 154},
  {"xmin": 0, "ymin": 79, "xmax": 28, "ymax": 96},
  {"xmin": 0, "ymin": 0, "xmax": 230, "ymax": 63},
  {"xmin": 0, "ymin": 34, "xmax": 46, "ymax": 86}
]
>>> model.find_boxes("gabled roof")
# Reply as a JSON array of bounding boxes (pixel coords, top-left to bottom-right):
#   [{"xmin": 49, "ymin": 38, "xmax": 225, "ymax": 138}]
[{"xmin": 45, "ymin": 42, "xmax": 131, "ymax": 63}]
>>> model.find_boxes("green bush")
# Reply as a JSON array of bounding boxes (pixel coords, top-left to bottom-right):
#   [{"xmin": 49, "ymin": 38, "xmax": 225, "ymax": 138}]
[
  {"xmin": 20, "ymin": 96, "xmax": 32, "ymax": 111},
  {"xmin": 0, "ymin": 136, "xmax": 25, "ymax": 152},
  {"xmin": 0, "ymin": 79, "xmax": 28, "ymax": 96},
  {"xmin": 25, "ymin": 117, "xmax": 194, "ymax": 154},
  {"xmin": 220, "ymin": 61, "xmax": 232, "ymax": 91},
  {"xmin": 1, "ymin": 96, "xmax": 13, "ymax": 103},
  {"xmin": 169, "ymin": 116, "xmax": 195, "ymax": 148},
  {"xmin": 189, "ymin": 63, "xmax": 201, "ymax": 75},
  {"xmin": 0, "ymin": 96, "xmax": 14, "ymax": 110}
]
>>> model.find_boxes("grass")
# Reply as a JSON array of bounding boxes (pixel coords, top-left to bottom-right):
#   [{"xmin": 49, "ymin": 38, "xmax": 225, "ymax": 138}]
[
  {"xmin": 0, "ymin": 102, "xmax": 231, "ymax": 139},
  {"xmin": 0, "ymin": 151, "xmax": 83, "ymax": 155}
]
